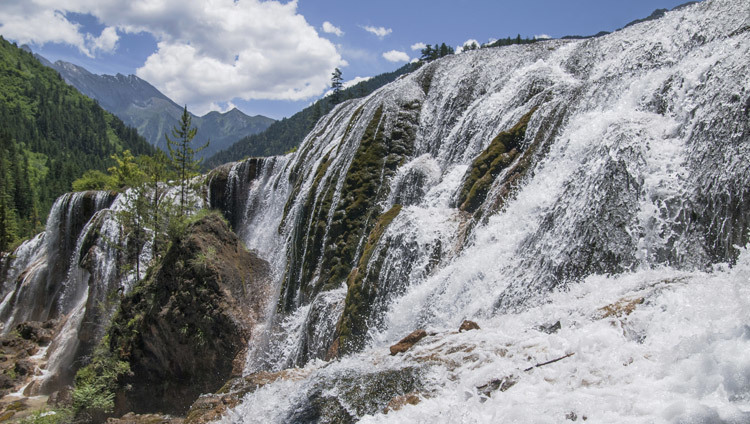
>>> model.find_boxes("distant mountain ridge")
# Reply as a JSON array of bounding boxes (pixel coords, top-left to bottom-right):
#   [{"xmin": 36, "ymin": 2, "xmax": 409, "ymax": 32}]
[{"xmin": 34, "ymin": 55, "xmax": 274, "ymax": 159}]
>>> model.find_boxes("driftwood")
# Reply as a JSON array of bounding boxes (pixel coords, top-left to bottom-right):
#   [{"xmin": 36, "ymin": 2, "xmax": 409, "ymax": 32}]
[
  {"xmin": 523, "ymin": 352, "xmax": 575, "ymax": 372},
  {"xmin": 477, "ymin": 352, "xmax": 575, "ymax": 399}
]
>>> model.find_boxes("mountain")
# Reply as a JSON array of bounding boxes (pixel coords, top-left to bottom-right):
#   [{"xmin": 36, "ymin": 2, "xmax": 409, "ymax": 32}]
[
  {"xmin": 35, "ymin": 56, "xmax": 274, "ymax": 158},
  {"xmin": 0, "ymin": 36, "xmax": 153, "ymax": 251},
  {"xmin": 205, "ymin": 62, "xmax": 420, "ymax": 168},
  {"xmin": 1, "ymin": 0, "xmax": 750, "ymax": 421}
]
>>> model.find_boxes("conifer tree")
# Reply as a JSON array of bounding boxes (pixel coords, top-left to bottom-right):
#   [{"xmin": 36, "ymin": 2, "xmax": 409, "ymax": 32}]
[
  {"xmin": 166, "ymin": 106, "xmax": 208, "ymax": 215},
  {"xmin": 331, "ymin": 68, "xmax": 344, "ymax": 104}
]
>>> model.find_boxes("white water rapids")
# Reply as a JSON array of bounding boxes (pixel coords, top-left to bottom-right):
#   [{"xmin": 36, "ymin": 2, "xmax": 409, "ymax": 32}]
[{"xmin": 0, "ymin": 0, "xmax": 747, "ymax": 421}]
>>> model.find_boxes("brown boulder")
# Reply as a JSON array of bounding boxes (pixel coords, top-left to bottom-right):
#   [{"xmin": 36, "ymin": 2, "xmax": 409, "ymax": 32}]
[
  {"xmin": 390, "ymin": 329, "xmax": 428, "ymax": 355},
  {"xmin": 384, "ymin": 392, "xmax": 422, "ymax": 413},
  {"xmin": 459, "ymin": 320, "xmax": 480, "ymax": 332}
]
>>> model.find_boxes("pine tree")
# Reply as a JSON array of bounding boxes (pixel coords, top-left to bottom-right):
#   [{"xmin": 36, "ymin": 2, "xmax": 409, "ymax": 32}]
[
  {"xmin": 166, "ymin": 106, "xmax": 208, "ymax": 215},
  {"xmin": 331, "ymin": 68, "xmax": 343, "ymax": 104}
]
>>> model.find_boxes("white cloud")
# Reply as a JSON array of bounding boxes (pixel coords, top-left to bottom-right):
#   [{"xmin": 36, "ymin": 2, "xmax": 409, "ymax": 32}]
[
  {"xmin": 456, "ymin": 39, "xmax": 479, "ymax": 54},
  {"xmin": 382, "ymin": 50, "xmax": 410, "ymax": 63},
  {"xmin": 410, "ymin": 42, "xmax": 426, "ymax": 51},
  {"xmin": 0, "ymin": 0, "xmax": 345, "ymax": 114},
  {"xmin": 322, "ymin": 21, "xmax": 343, "ymax": 37},
  {"xmin": 362, "ymin": 25, "xmax": 392, "ymax": 39},
  {"xmin": 322, "ymin": 75, "xmax": 373, "ymax": 98},
  {"xmin": 86, "ymin": 26, "xmax": 119, "ymax": 54},
  {"xmin": 534, "ymin": 34, "xmax": 551, "ymax": 40}
]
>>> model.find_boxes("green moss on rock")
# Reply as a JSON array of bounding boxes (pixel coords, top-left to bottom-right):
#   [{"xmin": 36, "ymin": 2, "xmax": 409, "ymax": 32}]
[
  {"xmin": 334, "ymin": 204, "xmax": 402, "ymax": 355},
  {"xmin": 457, "ymin": 108, "xmax": 537, "ymax": 213}
]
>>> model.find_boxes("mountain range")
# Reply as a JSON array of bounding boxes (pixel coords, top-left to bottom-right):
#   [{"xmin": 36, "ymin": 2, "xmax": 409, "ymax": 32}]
[{"xmin": 34, "ymin": 54, "xmax": 274, "ymax": 159}]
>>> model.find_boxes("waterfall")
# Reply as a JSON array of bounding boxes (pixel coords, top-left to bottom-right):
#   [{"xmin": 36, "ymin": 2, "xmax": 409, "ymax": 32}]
[
  {"xmin": 216, "ymin": 0, "xmax": 750, "ymax": 421},
  {"xmin": 0, "ymin": 0, "xmax": 746, "ymax": 419}
]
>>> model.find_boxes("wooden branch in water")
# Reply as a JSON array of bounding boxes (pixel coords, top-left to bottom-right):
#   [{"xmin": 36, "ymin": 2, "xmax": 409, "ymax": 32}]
[{"xmin": 523, "ymin": 352, "xmax": 575, "ymax": 372}]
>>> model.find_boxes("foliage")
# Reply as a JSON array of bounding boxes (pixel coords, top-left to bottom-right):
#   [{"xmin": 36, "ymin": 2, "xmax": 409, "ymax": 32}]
[
  {"xmin": 17, "ymin": 408, "xmax": 74, "ymax": 424},
  {"xmin": 0, "ymin": 36, "xmax": 152, "ymax": 252},
  {"xmin": 483, "ymin": 34, "xmax": 538, "ymax": 49},
  {"xmin": 71, "ymin": 169, "xmax": 114, "ymax": 191},
  {"xmin": 419, "ymin": 42, "xmax": 455, "ymax": 62},
  {"xmin": 72, "ymin": 337, "xmax": 131, "ymax": 421},
  {"xmin": 330, "ymin": 67, "xmax": 343, "ymax": 104},
  {"xmin": 166, "ymin": 106, "xmax": 208, "ymax": 214},
  {"xmin": 205, "ymin": 62, "xmax": 419, "ymax": 167}
]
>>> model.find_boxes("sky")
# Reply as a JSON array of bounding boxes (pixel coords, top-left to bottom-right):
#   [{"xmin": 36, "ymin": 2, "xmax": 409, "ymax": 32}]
[{"xmin": 0, "ymin": 0, "xmax": 696, "ymax": 119}]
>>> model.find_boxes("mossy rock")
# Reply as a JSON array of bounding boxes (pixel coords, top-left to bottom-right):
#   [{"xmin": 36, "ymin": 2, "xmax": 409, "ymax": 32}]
[
  {"xmin": 334, "ymin": 205, "xmax": 402, "ymax": 355},
  {"xmin": 457, "ymin": 108, "xmax": 537, "ymax": 213},
  {"xmin": 98, "ymin": 212, "xmax": 270, "ymax": 416}
]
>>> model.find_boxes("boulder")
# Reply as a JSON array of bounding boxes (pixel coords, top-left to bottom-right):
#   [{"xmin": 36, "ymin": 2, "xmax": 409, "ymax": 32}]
[
  {"xmin": 390, "ymin": 330, "xmax": 428, "ymax": 355},
  {"xmin": 458, "ymin": 320, "xmax": 480, "ymax": 332},
  {"xmin": 537, "ymin": 320, "xmax": 561, "ymax": 334}
]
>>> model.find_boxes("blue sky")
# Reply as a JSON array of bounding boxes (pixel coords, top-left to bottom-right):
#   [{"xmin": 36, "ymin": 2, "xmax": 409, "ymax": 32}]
[{"xmin": 1, "ymin": 0, "xmax": 694, "ymax": 119}]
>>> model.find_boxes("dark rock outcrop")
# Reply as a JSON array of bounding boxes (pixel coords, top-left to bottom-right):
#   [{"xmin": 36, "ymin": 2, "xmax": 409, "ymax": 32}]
[{"xmin": 107, "ymin": 213, "xmax": 271, "ymax": 415}]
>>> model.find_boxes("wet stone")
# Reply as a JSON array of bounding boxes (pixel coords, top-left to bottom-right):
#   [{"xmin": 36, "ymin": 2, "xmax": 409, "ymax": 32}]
[
  {"xmin": 459, "ymin": 320, "xmax": 480, "ymax": 332},
  {"xmin": 390, "ymin": 329, "xmax": 428, "ymax": 355}
]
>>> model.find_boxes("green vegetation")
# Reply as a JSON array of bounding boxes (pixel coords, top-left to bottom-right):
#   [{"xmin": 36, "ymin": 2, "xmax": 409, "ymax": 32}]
[
  {"xmin": 278, "ymin": 99, "xmax": 420, "ymax": 313},
  {"xmin": 419, "ymin": 42, "xmax": 455, "ymax": 61},
  {"xmin": 483, "ymin": 34, "xmax": 538, "ymax": 49},
  {"xmin": 17, "ymin": 408, "xmax": 74, "ymax": 424},
  {"xmin": 166, "ymin": 106, "xmax": 208, "ymax": 214},
  {"xmin": 205, "ymin": 62, "xmax": 420, "ymax": 167},
  {"xmin": 0, "ymin": 36, "xmax": 152, "ymax": 252},
  {"xmin": 72, "ymin": 335, "xmax": 131, "ymax": 422},
  {"xmin": 330, "ymin": 67, "xmax": 343, "ymax": 104},
  {"xmin": 337, "ymin": 204, "xmax": 402, "ymax": 354},
  {"xmin": 457, "ymin": 108, "xmax": 537, "ymax": 213}
]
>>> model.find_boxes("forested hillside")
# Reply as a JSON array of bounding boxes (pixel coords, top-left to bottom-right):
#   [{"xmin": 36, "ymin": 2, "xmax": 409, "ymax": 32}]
[
  {"xmin": 0, "ymin": 36, "xmax": 153, "ymax": 251},
  {"xmin": 205, "ymin": 62, "xmax": 420, "ymax": 168}
]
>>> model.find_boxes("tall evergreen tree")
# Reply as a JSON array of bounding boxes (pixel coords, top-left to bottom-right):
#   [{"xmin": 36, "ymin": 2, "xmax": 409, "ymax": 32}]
[
  {"xmin": 331, "ymin": 68, "xmax": 344, "ymax": 104},
  {"xmin": 166, "ymin": 106, "xmax": 208, "ymax": 215}
]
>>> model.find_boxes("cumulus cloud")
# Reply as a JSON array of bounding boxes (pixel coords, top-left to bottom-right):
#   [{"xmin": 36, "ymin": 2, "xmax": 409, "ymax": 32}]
[
  {"xmin": 410, "ymin": 42, "xmax": 426, "ymax": 51},
  {"xmin": 322, "ymin": 75, "xmax": 372, "ymax": 98},
  {"xmin": 362, "ymin": 25, "xmax": 392, "ymax": 39},
  {"xmin": 456, "ymin": 39, "xmax": 480, "ymax": 54},
  {"xmin": 382, "ymin": 50, "xmax": 410, "ymax": 63},
  {"xmin": 322, "ymin": 21, "xmax": 343, "ymax": 37},
  {"xmin": 534, "ymin": 34, "xmax": 551, "ymax": 40},
  {"xmin": 0, "ymin": 3, "xmax": 89, "ymax": 55},
  {"xmin": 0, "ymin": 0, "xmax": 345, "ymax": 113},
  {"xmin": 86, "ymin": 26, "xmax": 119, "ymax": 54}
]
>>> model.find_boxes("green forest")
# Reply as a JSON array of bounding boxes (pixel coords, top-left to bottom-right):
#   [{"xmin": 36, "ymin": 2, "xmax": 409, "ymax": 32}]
[{"xmin": 0, "ymin": 36, "xmax": 153, "ymax": 252}]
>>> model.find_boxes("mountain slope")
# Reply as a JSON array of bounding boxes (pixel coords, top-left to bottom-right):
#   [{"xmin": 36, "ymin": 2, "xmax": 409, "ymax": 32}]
[
  {"xmin": 36, "ymin": 56, "xmax": 274, "ymax": 158},
  {"xmin": 0, "ymin": 36, "xmax": 153, "ymax": 250}
]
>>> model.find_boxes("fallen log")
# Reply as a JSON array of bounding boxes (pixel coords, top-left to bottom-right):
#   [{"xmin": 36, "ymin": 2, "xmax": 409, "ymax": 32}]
[{"xmin": 523, "ymin": 352, "xmax": 575, "ymax": 372}]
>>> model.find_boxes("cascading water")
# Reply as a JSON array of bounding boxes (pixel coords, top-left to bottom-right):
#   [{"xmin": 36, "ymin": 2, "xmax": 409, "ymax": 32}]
[
  {"xmin": 0, "ymin": 0, "xmax": 746, "ymax": 420},
  {"xmin": 211, "ymin": 0, "xmax": 749, "ymax": 421}
]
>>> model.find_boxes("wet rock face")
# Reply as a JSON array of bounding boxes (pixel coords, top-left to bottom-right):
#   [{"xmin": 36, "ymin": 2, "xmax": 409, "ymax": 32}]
[
  {"xmin": 283, "ymin": 367, "xmax": 424, "ymax": 424},
  {"xmin": 0, "ymin": 320, "xmax": 59, "ymax": 398},
  {"xmin": 108, "ymin": 213, "xmax": 271, "ymax": 415}
]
